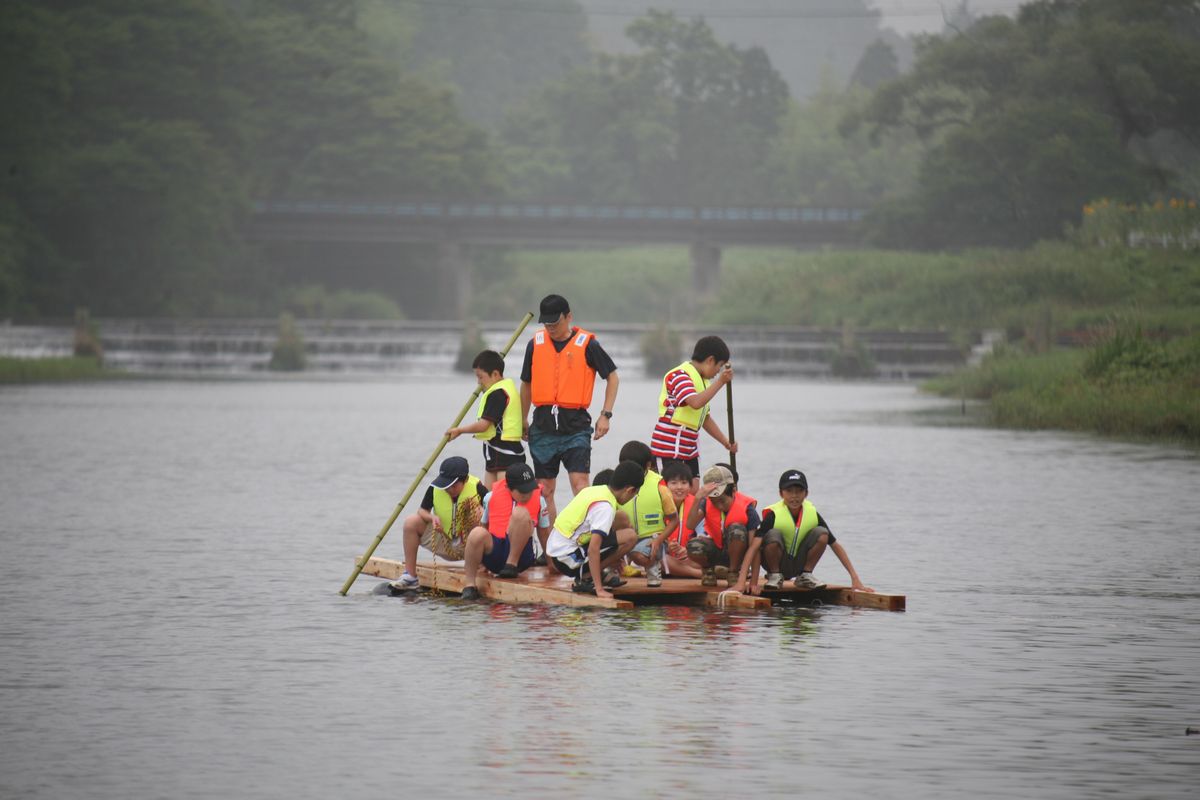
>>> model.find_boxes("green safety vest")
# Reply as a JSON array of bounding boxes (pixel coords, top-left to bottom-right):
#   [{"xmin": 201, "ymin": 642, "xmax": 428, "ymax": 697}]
[
  {"xmin": 618, "ymin": 470, "xmax": 666, "ymax": 539},
  {"xmin": 552, "ymin": 485, "xmax": 617, "ymax": 549},
  {"xmin": 431, "ymin": 475, "xmax": 482, "ymax": 534},
  {"xmin": 474, "ymin": 378, "xmax": 522, "ymax": 442},
  {"xmin": 658, "ymin": 360, "xmax": 709, "ymax": 430},
  {"xmin": 766, "ymin": 499, "xmax": 819, "ymax": 558}
]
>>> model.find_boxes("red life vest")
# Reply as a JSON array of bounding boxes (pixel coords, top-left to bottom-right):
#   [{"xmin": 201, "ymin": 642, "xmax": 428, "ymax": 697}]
[
  {"xmin": 530, "ymin": 327, "xmax": 597, "ymax": 409},
  {"xmin": 703, "ymin": 491, "xmax": 757, "ymax": 549},
  {"xmin": 671, "ymin": 493, "xmax": 698, "ymax": 547},
  {"xmin": 486, "ymin": 479, "xmax": 542, "ymax": 539}
]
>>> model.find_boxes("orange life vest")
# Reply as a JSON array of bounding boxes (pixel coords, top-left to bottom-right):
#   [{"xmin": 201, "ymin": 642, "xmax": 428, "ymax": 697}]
[
  {"xmin": 670, "ymin": 493, "xmax": 698, "ymax": 547},
  {"xmin": 486, "ymin": 479, "xmax": 542, "ymax": 539},
  {"xmin": 530, "ymin": 327, "xmax": 597, "ymax": 409},
  {"xmin": 703, "ymin": 491, "xmax": 757, "ymax": 550}
]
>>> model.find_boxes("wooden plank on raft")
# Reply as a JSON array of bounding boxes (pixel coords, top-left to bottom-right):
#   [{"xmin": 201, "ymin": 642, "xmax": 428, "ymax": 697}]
[
  {"xmin": 817, "ymin": 586, "xmax": 907, "ymax": 611},
  {"xmin": 360, "ymin": 557, "xmax": 632, "ymax": 609},
  {"xmin": 359, "ymin": 557, "xmax": 904, "ymax": 611},
  {"xmin": 704, "ymin": 590, "xmax": 773, "ymax": 610}
]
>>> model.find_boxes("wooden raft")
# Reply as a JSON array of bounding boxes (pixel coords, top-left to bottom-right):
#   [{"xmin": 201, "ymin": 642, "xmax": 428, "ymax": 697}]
[{"xmin": 360, "ymin": 557, "xmax": 905, "ymax": 611}]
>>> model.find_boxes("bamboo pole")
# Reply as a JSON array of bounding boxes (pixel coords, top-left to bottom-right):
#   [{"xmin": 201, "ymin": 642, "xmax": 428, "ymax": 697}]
[
  {"xmin": 726, "ymin": 375, "xmax": 737, "ymax": 474},
  {"xmin": 339, "ymin": 312, "xmax": 534, "ymax": 596}
]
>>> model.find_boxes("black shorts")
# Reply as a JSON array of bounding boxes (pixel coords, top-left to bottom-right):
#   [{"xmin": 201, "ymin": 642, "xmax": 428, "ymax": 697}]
[
  {"xmin": 483, "ymin": 443, "xmax": 526, "ymax": 473},
  {"xmin": 550, "ymin": 538, "xmax": 619, "ymax": 578},
  {"xmin": 657, "ymin": 456, "xmax": 699, "ymax": 479}
]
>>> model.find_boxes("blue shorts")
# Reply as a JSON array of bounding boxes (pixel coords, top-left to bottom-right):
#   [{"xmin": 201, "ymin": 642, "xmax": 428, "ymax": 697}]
[
  {"xmin": 481, "ymin": 533, "xmax": 537, "ymax": 575},
  {"xmin": 631, "ymin": 537, "xmax": 663, "ymax": 561},
  {"xmin": 528, "ymin": 427, "xmax": 592, "ymax": 479}
]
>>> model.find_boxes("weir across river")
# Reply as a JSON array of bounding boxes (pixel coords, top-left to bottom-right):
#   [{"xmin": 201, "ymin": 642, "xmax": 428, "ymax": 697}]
[{"xmin": 1, "ymin": 319, "xmax": 965, "ymax": 379}]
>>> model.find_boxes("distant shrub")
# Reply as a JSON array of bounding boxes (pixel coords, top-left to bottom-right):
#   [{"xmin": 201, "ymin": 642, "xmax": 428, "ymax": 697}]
[
  {"xmin": 268, "ymin": 313, "xmax": 306, "ymax": 371},
  {"xmin": 73, "ymin": 308, "xmax": 104, "ymax": 361},
  {"xmin": 640, "ymin": 325, "xmax": 682, "ymax": 376},
  {"xmin": 830, "ymin": 341, "xmax": 877, "ymax": 378},
  {"xmin": 455, "ymin": 322, "xmax": 488, "ymax": 373}
]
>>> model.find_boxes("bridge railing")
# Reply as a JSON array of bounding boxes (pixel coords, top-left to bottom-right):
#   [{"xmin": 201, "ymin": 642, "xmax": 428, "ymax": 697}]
[{"xmin": 252, "ymin": 200, "xmax": 867, "ymax": 224}]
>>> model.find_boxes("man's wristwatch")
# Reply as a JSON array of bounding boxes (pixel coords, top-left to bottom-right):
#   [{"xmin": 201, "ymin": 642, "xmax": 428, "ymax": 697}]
[{"xmin": 600, "ymin": 410, "xmax": 613, "ymax": 419}]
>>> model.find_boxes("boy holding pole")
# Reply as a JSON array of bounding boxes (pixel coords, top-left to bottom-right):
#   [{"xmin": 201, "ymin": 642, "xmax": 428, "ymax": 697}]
[
  {"xmin": 650, "ymin": 335, "xmax": 737, "ymax": 491},
  {"xmin": 445, "ymin": 349, "xmax": 526, "ymax": 487}
]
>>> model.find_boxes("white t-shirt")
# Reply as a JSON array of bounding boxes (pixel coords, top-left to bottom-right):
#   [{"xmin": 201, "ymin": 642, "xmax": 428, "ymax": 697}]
[{"xmin": 545, "ymin": 500, "xmax": 616, "ymax": 559}]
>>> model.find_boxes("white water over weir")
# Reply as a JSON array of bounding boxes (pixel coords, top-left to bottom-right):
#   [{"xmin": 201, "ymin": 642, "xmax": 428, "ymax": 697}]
[{"xmin": 0, "ymin": 319, "xmax": 966, "ymax": 379}]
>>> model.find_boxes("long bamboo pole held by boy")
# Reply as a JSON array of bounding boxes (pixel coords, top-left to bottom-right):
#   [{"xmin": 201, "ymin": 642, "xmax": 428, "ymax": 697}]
[
  {"xmin": 726, "ymin": 372, "xmax": 737, "ymax": 473},
  {"xmin": 338, "ymin": 312, "xmax": 534, "ymax": 596}
]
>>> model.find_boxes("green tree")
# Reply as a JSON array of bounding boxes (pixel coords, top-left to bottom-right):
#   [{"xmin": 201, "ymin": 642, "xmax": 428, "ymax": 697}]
[
  {"xmin": 369, "ymin": 0, "xmax": 591, "ymax": 129},
  {"xmin": 848, "ymin": 39, "xmax": 899, "ymax": 90},
  {"xmin": 850, "ymin": 0, "xmax": 1200, "ymax": 248},
  {"xmin": 0, "ymin": 0, "xmax": 505, "ymax": 316},
  {"xmin": 500, "ymin": 11, "xmax": 790, "ymax": 204},
  {"xmin": 765, "ymin": 78, "xmax": 919, "ymax": 208},
  {"xmin": 239, "ymin": 0, "xmax": 500, "ymax": 199}
]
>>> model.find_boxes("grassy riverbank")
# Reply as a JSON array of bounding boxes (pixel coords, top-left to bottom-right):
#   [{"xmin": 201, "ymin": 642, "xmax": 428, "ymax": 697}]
[
  {"xmin": 923, "ymin": 329, "xmax": 1200, "ymax": 443},
  {"xmin": 0, "ymin": 356, "xmax": 122, "ymax": 384},
  {"xmin": 498, "ymin": 241, "xmax": 1200, "ymax": 336}
]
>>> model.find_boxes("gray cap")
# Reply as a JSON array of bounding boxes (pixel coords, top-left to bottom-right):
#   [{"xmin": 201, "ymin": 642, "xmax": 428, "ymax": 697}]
[{"xmin": 702, "ymin": 464, "xmax": 735, "ymax": 497}]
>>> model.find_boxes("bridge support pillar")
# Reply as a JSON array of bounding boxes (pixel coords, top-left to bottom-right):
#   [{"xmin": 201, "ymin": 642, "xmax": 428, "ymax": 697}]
[
  {"xmin": 439, "ymin": 242, "xmax": 472, "ymax": 320},
  {"xmin": 690, "ymin": 242, "xmax": 722, "ymax": 295}
]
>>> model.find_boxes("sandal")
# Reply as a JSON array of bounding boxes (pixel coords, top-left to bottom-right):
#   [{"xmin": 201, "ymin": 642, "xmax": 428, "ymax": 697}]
[{"xmin": 571, "ymin": 578, "xmax": 597, "ymax": 595}]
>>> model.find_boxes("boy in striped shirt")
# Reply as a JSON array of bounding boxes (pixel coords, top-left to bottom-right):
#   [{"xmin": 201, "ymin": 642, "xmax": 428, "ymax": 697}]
[{"xmin": 650, "ymin": 335, "xmax": 738, "ymax": 492}]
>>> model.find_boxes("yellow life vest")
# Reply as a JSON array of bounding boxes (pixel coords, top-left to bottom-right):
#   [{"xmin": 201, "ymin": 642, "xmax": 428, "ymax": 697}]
[
  {"xmin": 474, "ymin": 378, "xmax": 522, "ymax": 442},
  {"xmin": 552, "ymin": 484, "xmax": 617, "ymax": 548},
  {"xmin": 658, "ymin": 361, "xmax": 708, "ymax": 430},
  {"xmin": 618, "ymin": 470, "xmax": 666, "ymax": 539},
  {"xmin": 432, "ymin": 475, "xmax": 481, "ymax": 534},
  {"xmin": 766, "ymin": 499, "xmax": 819, "ymax": 558}
]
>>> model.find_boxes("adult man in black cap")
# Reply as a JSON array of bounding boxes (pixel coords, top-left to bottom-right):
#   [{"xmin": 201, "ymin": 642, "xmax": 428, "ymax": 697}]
[
  {"xmin": 520, "ymin": 293, "xmax": 620, "ymax": 523},
  {"xmin": 391, "ymin": 455, "xmax": 487, "ymax": 590}
]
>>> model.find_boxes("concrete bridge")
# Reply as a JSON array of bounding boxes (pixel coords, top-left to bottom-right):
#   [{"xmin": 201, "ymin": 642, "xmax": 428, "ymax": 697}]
[{"xmin": 247, "ymin": 200, "xmax": 869, "ymax": 313}]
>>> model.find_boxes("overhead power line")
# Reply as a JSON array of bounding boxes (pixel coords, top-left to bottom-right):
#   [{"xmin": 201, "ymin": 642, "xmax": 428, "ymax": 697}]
[{"xmin": 393, "ymin": 0, "xmax": 1027, "ymax": 21}]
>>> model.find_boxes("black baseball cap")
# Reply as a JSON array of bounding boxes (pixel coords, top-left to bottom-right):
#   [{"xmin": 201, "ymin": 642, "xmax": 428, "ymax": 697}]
[
  {"xmin": 779, "ymin": 469, "xmax": 808, "ymax": 490},
  {"xmin": 431, "ymin": 456, "xmax": 470, "ymax": 489},
  {"xmin": 538, "ymin": 294, "xmax": 570, "ymax": 324},
  {"xmin": 505, "ymin": 462, "xmax": 538, "ymax": 494}
]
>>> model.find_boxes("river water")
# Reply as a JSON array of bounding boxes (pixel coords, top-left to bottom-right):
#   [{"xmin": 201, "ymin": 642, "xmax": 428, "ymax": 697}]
[{"xmin": 1, "ymin": 375, "xmax": 1197, "ymax": 799}]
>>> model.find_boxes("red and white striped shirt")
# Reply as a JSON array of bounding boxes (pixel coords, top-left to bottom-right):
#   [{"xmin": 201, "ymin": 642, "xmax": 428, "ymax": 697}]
[{"xmin": 650, "ymin": 367, "xmax": 701, "ymax": 460}]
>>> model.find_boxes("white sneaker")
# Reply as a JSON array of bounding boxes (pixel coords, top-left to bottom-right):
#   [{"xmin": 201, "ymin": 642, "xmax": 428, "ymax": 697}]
[
  {"xmin": 764, "ymin": 572, "xmax": 784, "ymax": 589},
  {"xmin": 390, "ymin": 572, "xmax": 420, "ymax": 591},
  {"xmin": 646, "ymin": 563, "xmax": 663, "ymax": 587},
  {"xmin": 794, "ymin": 572, "xmax": 825, "ymax": 590}
]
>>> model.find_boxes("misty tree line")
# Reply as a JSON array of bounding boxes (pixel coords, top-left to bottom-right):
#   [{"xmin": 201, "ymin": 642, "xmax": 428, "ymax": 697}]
[{"xmin": 1, "ymin": 0, "xmax": 1197, "ymax": 318}]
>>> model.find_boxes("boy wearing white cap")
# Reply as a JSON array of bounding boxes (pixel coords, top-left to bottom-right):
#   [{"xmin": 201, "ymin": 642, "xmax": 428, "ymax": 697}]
[{"xmin": 683, "ymin": 463, "xmax": 758, "ymax": 586}]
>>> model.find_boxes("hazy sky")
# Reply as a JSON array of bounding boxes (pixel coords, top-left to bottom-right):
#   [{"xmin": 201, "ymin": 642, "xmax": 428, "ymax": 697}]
[{"xmin": 872, "ymin": 0, "xmax": 1022, "ymax": 34}]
